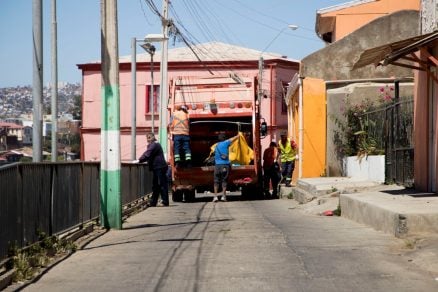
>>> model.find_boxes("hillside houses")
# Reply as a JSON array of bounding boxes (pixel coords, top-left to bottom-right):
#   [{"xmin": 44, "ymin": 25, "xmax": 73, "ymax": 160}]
[
  {"xmin": 0, "ymin": 83, "xmax": 81, "ymax": 118},
  {"xmin": 0, "ymin": 83, "xmax": 82, "ymax": 161}
]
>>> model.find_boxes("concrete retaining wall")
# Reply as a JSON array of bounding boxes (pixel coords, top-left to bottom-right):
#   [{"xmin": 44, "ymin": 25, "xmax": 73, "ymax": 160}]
[{"xmin": 341, "ymin": 192, "xmax": 438, "ymax": 237}]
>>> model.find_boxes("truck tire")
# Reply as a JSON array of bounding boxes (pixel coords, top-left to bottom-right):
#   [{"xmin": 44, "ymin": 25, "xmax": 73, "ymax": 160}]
[
  {"xmin": 241, "ymin": 184, "xmax": 263, "ymax": 200},
  {"xmin": 184, "ymin": 189, "xmax": 196, "ymax": 202},
  {"xmin": 172, "ymin": 190, "xmax": 183, "ymax": 202}
]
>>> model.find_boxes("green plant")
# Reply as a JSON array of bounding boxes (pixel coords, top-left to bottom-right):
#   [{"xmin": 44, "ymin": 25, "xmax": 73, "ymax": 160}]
[
  {"xmin": 6, "ymin": 231, "xmax": 77, "ymax": 283},
  {"xmin": 12, "ymin": 253, "xmax": 33, "ymax": 281},
  {"xmin": 287, "ymin": 192, "xmax": 293, "ymax": 199},
  {"xmin": 333, "ymin": 204, "xmax": 341, "ymax": 216},
  {"xmin": 354, "ymin": 130, "xmax": 378, "ymax": 161},
  {"xmin": 330, "ymin": 187, "xmax": 338, "ymax": 193},
  {"xmin": 403, "ymin": 238, "xmax": 418, "ymax": 249},
  {"xmin": 332, "ymin": 94, "xmax": 386, "ymax": 158}
]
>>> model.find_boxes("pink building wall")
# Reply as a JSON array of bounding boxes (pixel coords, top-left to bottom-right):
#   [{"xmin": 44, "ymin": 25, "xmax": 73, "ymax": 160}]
[{"xmin": 79, "ymin": 56, "xmax": 298, "ymax": 161}]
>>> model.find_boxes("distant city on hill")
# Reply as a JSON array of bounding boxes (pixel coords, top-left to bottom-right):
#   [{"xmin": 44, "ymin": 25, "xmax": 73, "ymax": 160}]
[{"xmin": 0, "ymin": 83, "xmax": 81, "ymax": 120}]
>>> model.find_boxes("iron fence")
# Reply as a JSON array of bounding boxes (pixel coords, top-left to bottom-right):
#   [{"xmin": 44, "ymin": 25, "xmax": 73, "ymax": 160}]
[
  {"xmin": 0, "ymin": 162, "xmax": 152, "ymax": 261},
  {"xmin": 359, "ymin": 97, "xmax": 414, "ymax": 186},
  {"xmin": 385, "ymin": 99, "xmax": 414, "ymax": 186}
]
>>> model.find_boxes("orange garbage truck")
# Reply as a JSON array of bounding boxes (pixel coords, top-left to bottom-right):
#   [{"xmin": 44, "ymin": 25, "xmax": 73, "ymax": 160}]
[{"xmin": 168, "ymin": 75, "xmax": 267, "ymax": 202}]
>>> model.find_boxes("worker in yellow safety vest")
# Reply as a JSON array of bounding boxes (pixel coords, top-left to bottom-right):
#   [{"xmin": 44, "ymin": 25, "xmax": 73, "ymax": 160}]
[
  {"xmin": 278, "ymin": 130, "xmax": 298, "ymax": 187},
  {"xmin": 169, "ymin": 105, "xmax": 191, "ymax": 167}
]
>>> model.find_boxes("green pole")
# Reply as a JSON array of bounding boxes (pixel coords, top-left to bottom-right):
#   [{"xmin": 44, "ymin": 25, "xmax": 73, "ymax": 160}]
[
  {"xmin": 100, "ymin": 0, "xmax": 121, "ymax": 229},
  {"xmin": 158, "ymin": 0, "xmax": 169, "ymax": 157}
]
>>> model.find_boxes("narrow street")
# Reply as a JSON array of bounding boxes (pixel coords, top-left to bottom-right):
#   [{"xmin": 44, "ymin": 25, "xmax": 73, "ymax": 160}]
[{"xmin": 20, "ymin": 196, "xmax": 438, "ymax": 292}]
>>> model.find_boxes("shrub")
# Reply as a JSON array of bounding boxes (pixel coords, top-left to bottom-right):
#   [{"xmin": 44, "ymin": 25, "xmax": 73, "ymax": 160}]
[{"xmin": 332, "ymin": 87, "xmax": 393, "ymax": 158}]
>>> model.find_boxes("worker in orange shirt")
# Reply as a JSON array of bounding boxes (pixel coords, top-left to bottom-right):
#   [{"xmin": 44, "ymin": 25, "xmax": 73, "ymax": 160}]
[{"xmin": 169, "ymin": 105, "xmax": 191, "ymax": 167}]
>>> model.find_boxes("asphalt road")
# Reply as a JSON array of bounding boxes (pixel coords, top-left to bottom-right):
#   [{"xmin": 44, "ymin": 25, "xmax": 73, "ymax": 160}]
[{"xmin": 18, "ymin": 196, "xmax": 438, "ymax": 292}]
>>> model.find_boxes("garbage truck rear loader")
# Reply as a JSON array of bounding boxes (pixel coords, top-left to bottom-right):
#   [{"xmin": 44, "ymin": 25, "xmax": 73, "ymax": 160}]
[{"xmin": 168, "ymin": 76, "xmax": 266, "ymax": 201}]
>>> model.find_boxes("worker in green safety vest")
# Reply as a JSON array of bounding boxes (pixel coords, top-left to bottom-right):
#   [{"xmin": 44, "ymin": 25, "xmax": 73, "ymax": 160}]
[{"xmin": 278, "ymin": 130, "xmax": 298, "ymax": 187}]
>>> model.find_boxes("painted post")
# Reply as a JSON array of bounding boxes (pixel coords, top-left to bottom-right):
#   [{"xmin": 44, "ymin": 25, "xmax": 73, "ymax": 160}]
[
  {"xmin": 131, "ymin": 37, "xmax": 137, "ymax": 161},
  {"xmin": 32, "ymin": 0, "xmax": 43, "ymax": 162},
  {"xmin": 158, "ymin": 0, "xmax": 169, "ymax": 158},
  {"xmin": 100, "ymin": 0, "xmax": 121, "ymax": 229},
  {"xmin": 51, "ymin": 0, "xmax": 58, "ymax": 162}
]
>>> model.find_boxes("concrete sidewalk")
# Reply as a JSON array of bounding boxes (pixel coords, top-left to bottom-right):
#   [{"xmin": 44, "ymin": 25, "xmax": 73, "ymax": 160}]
[{"xmin": 281, "ymin": 177, "xmax": 438, "ymax": 238}]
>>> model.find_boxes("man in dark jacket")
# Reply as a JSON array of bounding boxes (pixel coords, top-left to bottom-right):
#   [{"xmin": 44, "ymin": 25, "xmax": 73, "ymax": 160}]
[{"xmin": 139, "ymin": 133, "xmax": 169, "ymax": 207}]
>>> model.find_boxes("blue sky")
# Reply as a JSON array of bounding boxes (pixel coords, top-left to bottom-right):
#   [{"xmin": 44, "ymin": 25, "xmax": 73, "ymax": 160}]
[{"xmin": 0, "ymin": 0, "xmax": 348, "ymax": 87}]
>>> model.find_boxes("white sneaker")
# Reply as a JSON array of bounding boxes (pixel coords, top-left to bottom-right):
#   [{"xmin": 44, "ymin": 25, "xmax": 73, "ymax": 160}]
[
  {"xmin": 221, "ymin": 196, "xmax": 227, "ymax": 202},
  {"xmin": 212, "ymin": 196, "xmax": 219, "ymax": 202}
]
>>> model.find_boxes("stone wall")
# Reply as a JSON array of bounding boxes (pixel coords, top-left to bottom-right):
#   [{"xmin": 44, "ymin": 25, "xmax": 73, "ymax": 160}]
[
  {"xmin": 301, "ymin": 10, "xmax": 419, "ymax": 81},
  {"xmin": 421, "ymin": 0, "xmax": 438, "ymax": 34}
]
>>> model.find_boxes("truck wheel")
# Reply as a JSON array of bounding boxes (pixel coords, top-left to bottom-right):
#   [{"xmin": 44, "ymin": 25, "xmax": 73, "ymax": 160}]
[
  {"xmin": 184, "ymin": 189, "xmax": 196, "ymax": 202},
  {"xmin": 241, "ymin": 185, "xmax": 252, "ymax": 200},
  {"xmin": 241, "ymin": 184, "xmax": 263, "ymax": 200},
  {"xmin": 172, "ymin": 190, "xmax": 183, "ymax": 202}
]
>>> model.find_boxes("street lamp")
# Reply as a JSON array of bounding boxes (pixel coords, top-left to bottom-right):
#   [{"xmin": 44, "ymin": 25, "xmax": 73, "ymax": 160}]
[
  {"xmin": 144, "ymin": 33, "xmax": 169, "ymax": 158},
  {"xmin": 260, "ymin": 24, "xmax": 298, "ymax": 54},
  {"xmin": 130, "ymin": 37, "xmax": 143, "ymax": 160},
  {"xmin": 140, "ymin": 43, "xmax": 156, "ymax": 133},
  {"xmin": 130, "ymin": 34, "xmax": 167, "ymax": 161},
  {"xmin": 258, "ymin": 24, "xmax": 299, "ymax": 144},
  {"xmin": 259, "ymin": 24, "xmax": 299, "ymax": 101},
  {"xmin": 131, "ymin": 36, "xmax": 166, "ymax": 161}
]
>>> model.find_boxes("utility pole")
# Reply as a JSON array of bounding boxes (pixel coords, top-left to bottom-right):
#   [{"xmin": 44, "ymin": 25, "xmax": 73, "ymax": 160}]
[
  {"xmin": 51, "ymin": 0, "xmax": 58, "ymax": 162},
  {"xmin": 258, "ymin": 56, "xmax": 263, "ymax": 103},
  {"xmin": 32, "ymin": 0, "xmax": 43, "ymax": 162},
  {"xmin": 158, "ymin": 0, "xmax": 169, "ymax": 158},
  {"xmin": 131, "ymin": 37, "xmax": 137, "ymax": 161},
  {"xmin": 100, "ymin": 0, "xmax": 121, "ymax": 229},
  {"xmin": 150, "ymin": 50, "xmax": 155, "ymax": 133}
]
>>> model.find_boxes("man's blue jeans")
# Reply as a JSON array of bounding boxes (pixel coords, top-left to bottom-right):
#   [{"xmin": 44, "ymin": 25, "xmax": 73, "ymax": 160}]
[
  {"xmin": 281, "ymin": 160, "xmax": 295, "ymax": 186},
  {"xmin": 150, "ymin": 166, "xmax": 169, "ymax": 206},
  {"xmin": 173, "ymin": 135, "xmax": 191, "ymax": 162}
]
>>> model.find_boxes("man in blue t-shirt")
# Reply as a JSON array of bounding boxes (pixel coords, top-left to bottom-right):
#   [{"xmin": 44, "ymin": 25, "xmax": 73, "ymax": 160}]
[{"xmin": 212, "ymin": 133, "xmax": 240, "ymax": 202}]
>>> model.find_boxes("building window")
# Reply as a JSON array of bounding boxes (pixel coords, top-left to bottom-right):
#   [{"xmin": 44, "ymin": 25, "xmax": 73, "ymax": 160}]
[
  {"xmin": 281, "ymin": 82, "xmax": 288, "ymax": 114},
  {"xmin": 145, "ymin": 84, "xmax": 160, "ymax": 114}
]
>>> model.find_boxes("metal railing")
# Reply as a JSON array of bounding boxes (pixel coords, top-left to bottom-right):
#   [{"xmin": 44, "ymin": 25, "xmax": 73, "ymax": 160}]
[
  {"xmin": 358, "ymin": 98, "xmax": 414, "ymax": 186},
  {"xmin": 0, "ymin": 162, "xmax": 152, "ymax": 261}
]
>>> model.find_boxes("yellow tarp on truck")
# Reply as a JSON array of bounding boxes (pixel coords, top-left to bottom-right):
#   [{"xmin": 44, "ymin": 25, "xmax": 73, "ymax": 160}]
[{"xmin": 209, "ymin": 132, "xmax": 254, "ymax": 165}]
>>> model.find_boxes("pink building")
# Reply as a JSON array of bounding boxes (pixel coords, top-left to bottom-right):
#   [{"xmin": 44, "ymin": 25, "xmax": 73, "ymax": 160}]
[{"xmin": 78, "ymin": 42, "xmax": 299, "ymax": 161}]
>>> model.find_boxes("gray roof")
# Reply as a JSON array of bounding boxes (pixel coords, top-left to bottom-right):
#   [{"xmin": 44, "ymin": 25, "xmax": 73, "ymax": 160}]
[{"xmin": 119, "ymin": 41, "xmax": 298, "ymax": 63}]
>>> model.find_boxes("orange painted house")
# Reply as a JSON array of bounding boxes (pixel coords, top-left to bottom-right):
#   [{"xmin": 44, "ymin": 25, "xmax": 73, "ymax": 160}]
[
  {"xmin": 287, "ymin": 0, "xmax": 420, "ymax": 180},
  {"xmin": 352, "ymin": 0, "xmax": 438, "ymax": 192},
  {"xmin": 316, "ymin": 0, "xmax": 420, "ymax": 44},
  {"xmin": 77, "ymin": 42, "xmax": 299, "ymax": 162}
]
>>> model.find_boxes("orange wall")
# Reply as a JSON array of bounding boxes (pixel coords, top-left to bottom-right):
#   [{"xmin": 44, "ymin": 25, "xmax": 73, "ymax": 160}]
[
  {"xmin": 302, "ymin": 78, "xmax": 326, "ymax": 177},
  {"xmin": 320, "ymin": 0, "xmax": 420, "ymax": 41},
  {"xmin": 291, "ymin": 89, "xmax": 299, "ymax": 184}
]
